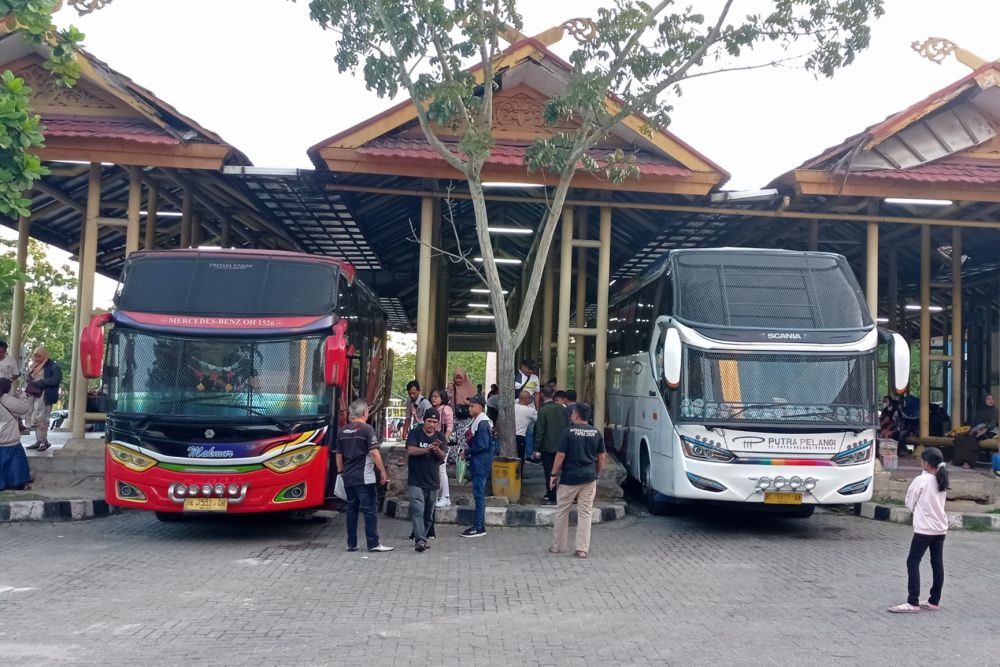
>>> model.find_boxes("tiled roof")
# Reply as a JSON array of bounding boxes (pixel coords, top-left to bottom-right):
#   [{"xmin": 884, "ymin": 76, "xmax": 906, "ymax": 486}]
[
  {"xmin": 356, "ymin": 137, "xmax": 692, "ymax": 177},
  {"xmin": 856, "ymin": 160, "xmax": 1000, "ymax": 185},
  {"xmin": 41, "ymin": 117, "xmax": 180, "ymax": 145}
]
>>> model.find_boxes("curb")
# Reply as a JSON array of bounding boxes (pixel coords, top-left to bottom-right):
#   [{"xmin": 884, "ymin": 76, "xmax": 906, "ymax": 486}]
[
  {"xmin": 855, "ymin": 502, "xmax": 1000, "ymax": 531},
  {"xmin": 0, "ymin": 498, "xmax": 119, "ymax": 523},
  {"xmin": 384, "ymin": 498, "xmax": 627, "ymax": 527}
]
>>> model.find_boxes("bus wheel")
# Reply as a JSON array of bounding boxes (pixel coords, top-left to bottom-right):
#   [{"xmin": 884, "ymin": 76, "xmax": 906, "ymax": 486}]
[
  {"xmin": 641, "ymin": 457, "xmax": 674, "ymax": 516},
  {"xmin": 155, "ymin": 511, "xmax": 184, "ymax": 522}
]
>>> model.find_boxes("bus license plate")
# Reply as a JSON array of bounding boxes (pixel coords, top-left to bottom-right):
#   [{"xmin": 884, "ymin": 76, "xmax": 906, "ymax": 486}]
[
  {"xmin": 183, "ymin": 498, "xmax": 228, "ymax": 512},
  {"xmin": 764, "ymin": 492, "xmax": 802, "ymax": 505}
]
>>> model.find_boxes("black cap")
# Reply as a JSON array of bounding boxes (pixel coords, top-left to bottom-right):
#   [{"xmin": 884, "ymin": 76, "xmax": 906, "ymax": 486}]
[
  {"xmin": 423, "ymin": 407, "xmax": 440, "ymax": 421},
  {"xmin": 471, "ymin": 394, "xmax": 486, "ymax": 407}
]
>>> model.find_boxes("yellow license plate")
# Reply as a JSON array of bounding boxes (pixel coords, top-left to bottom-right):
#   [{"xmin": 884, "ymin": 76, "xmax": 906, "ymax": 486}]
[
  {"xmin": 764, "ymin": 492, "xmax": 802, "ymax": 505},
  {"xmin": 183, "ymin": 497, "xmax": 228, "ymax": 512}
]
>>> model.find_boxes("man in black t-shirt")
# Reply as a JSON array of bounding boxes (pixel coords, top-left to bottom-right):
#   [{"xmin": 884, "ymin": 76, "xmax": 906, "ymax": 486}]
[
  {"xmin": 549, "ymin": 402, "xmax": 606, "ymax": 559},
  {"xmin": 336, "ymin": 399, "xmax": 392, "ymax": 553},
  {"xmin": 406, "ymin": 407, "xmax": 447, "ymax": 552}
]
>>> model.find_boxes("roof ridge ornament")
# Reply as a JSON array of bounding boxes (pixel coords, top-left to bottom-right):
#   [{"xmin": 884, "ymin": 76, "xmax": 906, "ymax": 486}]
[
  {"xmin": 911, "ymin": 37, "xmax": 987, "ymax": 70},
  {"xmin": 68, "ymin": 0, "xmax": 114, "ymax": 14},
  {"xmin": 500, "ymin": 18, "xmax": 598, "ymax": 48}
]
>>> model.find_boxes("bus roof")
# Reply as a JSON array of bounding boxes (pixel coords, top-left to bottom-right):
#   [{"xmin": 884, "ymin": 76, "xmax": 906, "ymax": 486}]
[{"xmin": 124, "ymin": 248, "xmax": 356, "ymax": 285}]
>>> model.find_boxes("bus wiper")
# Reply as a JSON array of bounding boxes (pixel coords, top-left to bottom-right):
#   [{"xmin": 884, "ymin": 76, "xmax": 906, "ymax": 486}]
[
  {"xmin": 182, "ymin": 401, "xmax": 293, "ymax": 431},
  {"xmin": 725, "ymin": 403, "xmax": 783, "ymax": 420}
]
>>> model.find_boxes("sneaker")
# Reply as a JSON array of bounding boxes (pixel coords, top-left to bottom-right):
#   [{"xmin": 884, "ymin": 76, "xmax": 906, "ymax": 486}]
[
  {"xmin": 541, "ymin": 498, "xmax": 556, "ymax": 506},
  {"xmin": 346, "ymin": 546, "xmax": 358, "ymax": 552},
  {"xmin": 460, "ymin": 527, "xmax": 486, "ymax": 538},
  {"xmin": 920, "ymin": 601, "xmax": 941, "ymax": 611},
  {"xmin": 435, "ymin": 497, "xmax": 451, "ymax": 508},
  {"xmin": 887, "ymin": 603, "xmax": 921, "ymax": 613},
  {"xmin": 415, "ymin": 540, "xmax": 427, "ymax": 553},
  {"xmin": 25, "ymin": 442, "xmax": 40, "ymax": 450},
  {"xmin": 368, "ymin": 544, "xmax": 394, "ymax": 553}
]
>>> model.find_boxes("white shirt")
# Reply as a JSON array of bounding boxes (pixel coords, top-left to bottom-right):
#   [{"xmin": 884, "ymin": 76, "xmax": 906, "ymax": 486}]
[
  {"xmin": 514, "ymin": 402, "xmax": 537, "ymax": 437},
  {"xmin": 0, "ymin": 355, "xmax": 19, "ymax": 380},
  {"xmin": 516, "ymin": 371, "xmax": 540, "ymax": 396},
  {"xmin": 905, "ymin": 470, "xmax": 949, "ymax": 535}
]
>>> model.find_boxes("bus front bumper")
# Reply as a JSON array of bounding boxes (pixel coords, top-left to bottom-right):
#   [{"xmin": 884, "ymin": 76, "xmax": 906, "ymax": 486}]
[
  {"xmin": 105, "ymin": 450, "xmax": 330, "ymax": 514},
  {"xmin": 676, "ymin": 458, "xmax": 874, "ymax": 505}
]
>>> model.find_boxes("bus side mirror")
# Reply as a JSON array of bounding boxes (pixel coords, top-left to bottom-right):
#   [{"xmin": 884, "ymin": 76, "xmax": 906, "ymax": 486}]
[
  {"xmin": 325, "ymin": 320, "xmax": 348, "ymax": 387},
  {"xmin": 79, "ymin": 313, "xmax": 112, "ymax": 379},
  {"xmin": 888, "ymin": 331, "xmax": 910, "ymax": 395},
  {"xmin": 662, "ymin": 327, "xmax": 682, "ymax": 389}
]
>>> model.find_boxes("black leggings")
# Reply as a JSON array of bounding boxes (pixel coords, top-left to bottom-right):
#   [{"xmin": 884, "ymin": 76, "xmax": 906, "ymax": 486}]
[{"xmin": 907, "ymin": 533, "xmax": 945, "ymax": 606}]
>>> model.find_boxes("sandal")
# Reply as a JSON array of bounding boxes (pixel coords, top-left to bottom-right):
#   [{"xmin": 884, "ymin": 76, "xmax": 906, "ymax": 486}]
[
  {"xmin": 25, "ymin": 442, "xmax": 40, "ymax": 450},
  {"xmin": 548, "ymin": 546, "xmax": 562, "ymax": 554},
  {"xmin": 887, "ymin": 603, "xmax": 920, "ymax": 613},
  {"xmin": 575, "ymin": 550, "xmax": 588, "ymax": 559}
]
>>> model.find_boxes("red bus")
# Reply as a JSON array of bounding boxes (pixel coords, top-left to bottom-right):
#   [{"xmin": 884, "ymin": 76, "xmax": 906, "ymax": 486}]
[{"xmin": 80, "ymin": 249, "xmax": 388, "ymax": 520}]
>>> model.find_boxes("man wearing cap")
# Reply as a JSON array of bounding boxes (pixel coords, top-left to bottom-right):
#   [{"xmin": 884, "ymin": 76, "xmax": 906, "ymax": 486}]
[
  {"xmin": 461, "ymin": 394, "xmax": 493, "ymax": 538},
  {"xmin": 406, "ymin": 406, "xmax": 447, "ymax": 552},
  {"xmin": 514, "ymin": 358, "xmax": 540, "ymax": 407}
]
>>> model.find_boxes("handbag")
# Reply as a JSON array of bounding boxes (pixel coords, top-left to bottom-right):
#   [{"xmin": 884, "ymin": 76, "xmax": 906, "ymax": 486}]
[
  {"xmin": 454, "ymin": 404, "xmax": 470, "ymax": 420},
  {"xmin": 25, "ymin": 381, "xmax": 42, "ymax": 397},
  {"xmin": 455, "ymin": 456, "xmax": 468, "ymax": 485},
  {"xmin": 333, "ymin": 474, "xmax": 347, "ymax": 500}
]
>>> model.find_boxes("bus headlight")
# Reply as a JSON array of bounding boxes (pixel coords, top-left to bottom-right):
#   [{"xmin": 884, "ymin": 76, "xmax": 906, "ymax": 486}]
[
  {"xmin": 107, "ymin": 443, "xmax": 157, "ymax": 472},
  {"xmin": 680, "ymin": 436, "xmax": 736, "ymax": 463},
  {"xmin": 757, "ymin": 477, "xmax": 772, "ymax": 490},
  {"xmin": 803, "ymin": 477, "xmax": 817, "ymax": 491},
  {"xmin": 833, "ymin": 440, "xmax": 873, "ymax": 466},
  {"xmin": 264, "ymin": 446, "xmax": 321, "ymax": 473}
]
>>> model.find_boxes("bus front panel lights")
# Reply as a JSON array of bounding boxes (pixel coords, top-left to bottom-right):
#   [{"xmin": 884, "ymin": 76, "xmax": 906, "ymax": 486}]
[
  {"xmin": 756, "ymin": 477, "xmax": 772, "ymax": 491},
  {"xmin": 773, "ymin": 476, "xmax": 787, "ymax": 489},
  {"xmin": 837, "ymin": 477, "xmax": 872, "ymax": 496},
  {"xmin": 228, "ymin": 483, "xmax": 240, "ymax": 497},
  {"xmin": 214, "ymin": 483, "xmax": 226, "ymax": 497},
  {"xmin": 685, "ymin": 472, "xmax": 727, "ymax": 493},
  {"xmin": 803, "ymin": 477, "xmax": 817, "ymax": 491},
  {"xmin": 789, "ymin": 476, "xmax": 803, "ymax": 490},
  {"xmin": 202, "ymin": 484, "xmax": 213, "ymax": 497},
  {"xmin": 188, "ymin": 484, "xmax": 200, "ymax": 497}
]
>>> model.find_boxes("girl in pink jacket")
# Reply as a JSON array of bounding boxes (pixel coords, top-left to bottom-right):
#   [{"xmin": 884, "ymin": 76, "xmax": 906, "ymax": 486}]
[{"xmin": 888, "ymin": 447, "xmax": 949, "ymax": 613}]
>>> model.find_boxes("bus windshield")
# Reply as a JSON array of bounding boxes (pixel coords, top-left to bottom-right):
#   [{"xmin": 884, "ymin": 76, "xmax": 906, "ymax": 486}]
[
  {"xmin": 105, "ymin": 328, "xmax": 329, "ymax": 418},
  {"xmin": 677, "ymin": 348, "xmax": 877, "ymax": 427}
]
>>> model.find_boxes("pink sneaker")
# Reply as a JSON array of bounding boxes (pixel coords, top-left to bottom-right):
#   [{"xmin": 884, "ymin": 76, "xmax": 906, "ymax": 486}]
[
  {"xmin": 887, "ymin": 603, "xmax": 921, "ymax": 613},
  {"xmin": 919, "ymin": 601, "xmax": 941, "ymax": 611}
]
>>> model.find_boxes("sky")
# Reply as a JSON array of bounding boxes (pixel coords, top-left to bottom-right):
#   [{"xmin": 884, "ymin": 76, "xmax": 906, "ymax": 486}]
[{"xmin": 19, "ymin": 0, "xmax": 1000, "ymax": 307}]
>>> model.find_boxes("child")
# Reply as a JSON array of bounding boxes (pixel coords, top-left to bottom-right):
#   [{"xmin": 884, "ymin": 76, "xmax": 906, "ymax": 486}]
[{"xmin": 888, "ymin": 447, "xmax": 949, "ymax": 613}]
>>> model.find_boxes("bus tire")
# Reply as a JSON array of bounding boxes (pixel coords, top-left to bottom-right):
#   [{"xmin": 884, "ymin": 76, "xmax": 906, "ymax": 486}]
[
  {"xmin": 155, "ymin": 511, "xmax": 184, "ymax": 522},
  {"xmin": 640, "ymin": 453, "xmax": 676, "ymax": 516}
]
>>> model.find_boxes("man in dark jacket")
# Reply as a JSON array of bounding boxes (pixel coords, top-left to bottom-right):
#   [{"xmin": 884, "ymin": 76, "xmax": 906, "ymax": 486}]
[
  {"xmin": 534, "ymin": 385, "xmax": 567, "ymax": 504},
  {"xmin": 461, "ymin": 394, "xmax": 493, "ymax": 538}
]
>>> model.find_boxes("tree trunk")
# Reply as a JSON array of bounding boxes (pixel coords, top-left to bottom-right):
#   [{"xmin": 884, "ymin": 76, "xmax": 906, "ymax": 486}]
[{"xmin": 494, "ymin": 330, "xmax": 518, "ymax": 458}]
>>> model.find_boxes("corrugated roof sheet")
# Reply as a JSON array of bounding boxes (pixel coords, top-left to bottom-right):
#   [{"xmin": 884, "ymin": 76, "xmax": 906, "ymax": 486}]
[
  {"xmin": 856, "ymin": 160, "xmax": 1000, "ymax": 185},
  {"xmin": 41, "ymin": 117, "xmax": 180, "ymax": 145}
]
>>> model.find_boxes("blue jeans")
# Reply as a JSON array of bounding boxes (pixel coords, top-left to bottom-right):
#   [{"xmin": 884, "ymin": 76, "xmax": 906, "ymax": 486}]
[
  {"xmin": 345, "ymin": 483, "xmax": 379, "ymax": 550},
  {"xmin": 525, "ymin": 422, "xmax": 535, "ymax": 457},
  {"xmin": 993, "ymin": 453, "xmax": 1000, "ymax": 474},
  {"xmin": 472, "ymin": 474, "xmax": 487, "ymax": 530},
  {"xmin": 408, "ymin": 485, "xmax": 437, "ymax": 542}
]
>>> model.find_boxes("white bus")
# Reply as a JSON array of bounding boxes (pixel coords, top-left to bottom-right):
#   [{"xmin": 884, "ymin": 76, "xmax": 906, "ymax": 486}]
[{"xmin": 604, "ymin": 249, "xmax": 909, "ymax": 517}]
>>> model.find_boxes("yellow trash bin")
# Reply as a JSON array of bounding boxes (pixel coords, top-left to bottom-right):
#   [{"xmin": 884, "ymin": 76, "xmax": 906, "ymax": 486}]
[{"xmin": 491, "ymin": 457, "xmax": 522, "ymax": 503}]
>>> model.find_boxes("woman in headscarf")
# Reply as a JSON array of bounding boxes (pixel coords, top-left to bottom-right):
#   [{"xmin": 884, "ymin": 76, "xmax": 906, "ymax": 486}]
[
  {"xmin": 449, "ymin": 368, "xmax": 476, "ymax": 460},
  {"xmin": 0, "ymin": 378, "xmax": 32, "ymax": 491},
  {"xmin": 24, "ymin": 346, "xmax": 62, "ymax": 452},
  {"xmin": 952, "ymin": 394, "xmax": 997, "ymax": 469}
]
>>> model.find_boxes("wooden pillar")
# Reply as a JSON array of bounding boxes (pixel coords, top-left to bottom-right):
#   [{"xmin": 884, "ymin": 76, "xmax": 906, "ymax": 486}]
[
  {"xmin": 143, "ymin": 180, "xmax": 158, "ymax": 249},
  {"xmin": 888, "ymin": 247, "xmax": 898, "ymax": 330},
  {"xmin": 180, "ymin": 187, "xmax": 193, "ymax": 248},
  {"xmin": 541, "ymin": 250, "xmax": 554, "ymax": 383},
  {"xmin": 221, "ymin": 218, "xmax": 232, "ymax": 248},
  {"xmin": 433, "ymin": 231, "xmax": 449, "ymax": 390},
  {"xmin": 951, "ymin": 227, "xmax": 963, "ymax": 426},
  {"xmin": 866, "ymin": 220, "xmax": 879, "ymax": 319},
  {"xmin": 72, "ymin": 163, "xmax": 101, "ymax": 440},
  {"xmin": 126, "ymin": 166, "xmax": 141, "ymax": 256},
  {"xmin": 556, "ymin": 207, "xmax": 574, "ymax": 389},
  {"xmin": 808, "ymin": 220, "xmax": 819, "ymax": 251},
  {"xmin": 919, "ymin": 225, "xmax": 931, "ymax": 440},
  {"xmin": 190, "ymin": 212, "xmax": 202, "ymax": 248},
  {"xmin": 415, "ymin": 197, "xmax": 434, "ymax": 391},
  {"xmin": 575, "ymin": 210, "xmax": 587, "ymax": 395},
  {"xmin": 10, "ymin": 216, "xmax": 30, "ymax": 362},
  {"xmin": 593, "ymin": 207, "xmax": 612, "ymax": 429}
]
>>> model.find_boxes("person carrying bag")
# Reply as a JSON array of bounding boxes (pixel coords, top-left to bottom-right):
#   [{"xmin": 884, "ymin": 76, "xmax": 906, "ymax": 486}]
[{"xmin": 0, "ymin": 378, "xmax": 32, "ymax": 491}]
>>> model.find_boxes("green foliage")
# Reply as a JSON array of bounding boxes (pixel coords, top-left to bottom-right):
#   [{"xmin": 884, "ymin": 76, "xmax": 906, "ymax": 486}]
[
  {"xmin": 391, "ymin": 351, "xmax": 415, "ymax": 399},
  {"xmin": 390, "ymin": 349, "xmax": 488, "ymax": 399},
  {"xmin": 0, "ymin": 1, "xmax": 85, "ymax": 218},
  {"xmin": 0, "ymin": 239, "xmax": 77, "ymax": 394}
]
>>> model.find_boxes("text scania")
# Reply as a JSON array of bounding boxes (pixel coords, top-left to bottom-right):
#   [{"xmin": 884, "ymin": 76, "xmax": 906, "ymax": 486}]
[
  {"xmin": 187, "ymin": 446, "xmax": 235, "ymax": 458},
  {"xmin": 766, "ymin": 332, "xmax": 803, "ymax": 340}
]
